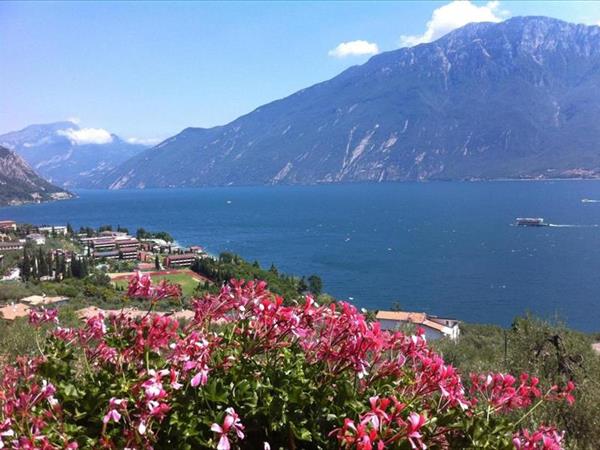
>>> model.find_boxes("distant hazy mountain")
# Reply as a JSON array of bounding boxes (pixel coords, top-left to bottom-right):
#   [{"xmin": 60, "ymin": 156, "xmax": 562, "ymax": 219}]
[
  {"xmin": 0, "ymin": 121, "xmax": 148, "ymax": 188},
  {"xmin": 101, "ymin": 16, "xmax": 600, "ymax": 189},
  {"xmin": 0, "ymin": 145, "xmax": 72, "ymax": 206}
]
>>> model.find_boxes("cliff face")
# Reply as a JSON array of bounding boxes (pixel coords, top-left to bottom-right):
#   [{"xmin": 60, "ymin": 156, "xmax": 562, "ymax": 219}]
[
  {"xmin": 0, "ymin": 146, "xmax": 72, "ymax": 206},
  {"xmin": 99, "ymin": 17, "xmax": 600, "ymax": 188}
]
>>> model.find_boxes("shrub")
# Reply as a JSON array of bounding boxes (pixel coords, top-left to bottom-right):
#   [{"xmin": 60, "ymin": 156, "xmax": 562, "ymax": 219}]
[
  {"xmin": 0, "ymin": 274, "xmax": 574, "ymax": 449},
  {"xmin": 0, "ymin": 281, "xmax": 40, "ymax": 301},
  {"xmin": 435, "ymin": 318, "xmax": 600, "ymax": 449}
]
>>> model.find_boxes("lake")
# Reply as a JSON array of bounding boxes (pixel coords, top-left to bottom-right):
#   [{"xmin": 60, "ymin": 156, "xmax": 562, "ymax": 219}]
[{"xmin": 2, "ymin": 181, "xmax": 600, "ymax": 332}]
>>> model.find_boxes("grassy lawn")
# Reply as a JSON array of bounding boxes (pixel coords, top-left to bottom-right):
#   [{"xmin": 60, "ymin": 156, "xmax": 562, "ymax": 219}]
[{"xmin": 114, "ymin": 272, "xmax": 201, "ymax": 297}]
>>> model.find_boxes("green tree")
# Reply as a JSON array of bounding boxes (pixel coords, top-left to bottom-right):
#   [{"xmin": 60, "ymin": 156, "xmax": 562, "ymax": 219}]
[
  {"xmin": 154, "ymin": 231, "xmax": 173, "ymax": 242},
  {"xmin": 79, "ymin": 226, "xmax": 94, "ymax": 237},
  {"xmin": 31, "ymin": 253, "xmax": 39, "ymax": 280},
  {"xmin": 53, "ymin": 253, "xmax": 61, "ymax": 280},
  {"xmin": 307, "ymin": 275, "xmax": 322, "ymax": 296},
  {"xmin": 70, "ymin": 257, "xmax": 80, "ymax": 278},
  {"xmin": 37, "ymin": 247, "xmax": 49, "ymax": 278},
  {"xmin": 391, "ymin": 301, "xmax": 403, "ymax": 312},
  {"xmin": 136, "ymin": 228, "xmax": 148, "ymax": 240},
  {"xmin": 60, "ymin": 255, "xmax": 68, "ymax": 279},
  {"xmin": 297, "ymin": 276, "xmax": 308, "ymax": 293},
  {"xmin": 80, "ymin": 258, "xmax": 89, "ymax": 278},
  {"xmin": 20, "ymin": 248, "xmax": 31, "ymax": 281}
]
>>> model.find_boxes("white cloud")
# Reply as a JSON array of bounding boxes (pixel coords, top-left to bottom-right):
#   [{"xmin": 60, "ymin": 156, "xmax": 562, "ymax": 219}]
[
  {"xmin": 66, "ymin": 116, "xmax": 81, "ymax": 125},
  {"xmin": 126, "ymin": 137, "xmax": 161, "ymax": 146},
  {"xmin": 400, "ymin": 1, "xmax": 508, "ymax": 47},
  {"xmin": 57, "ymin": 127, "xmax": 114, "ymax": 145},
  {"xmin": 578, "ymin": 18, "xmax": 600, "ymax": 26},
  {"xmin": 328, "ymin": 40, "xmax": 380, "ymax": 58}
]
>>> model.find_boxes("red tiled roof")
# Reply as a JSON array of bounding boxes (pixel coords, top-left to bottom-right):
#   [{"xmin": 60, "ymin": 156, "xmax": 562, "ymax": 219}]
[
  {"xmin": 375, "ymin": 310, "xmax": 451, "ymax": 333},
  {"xmin": 0, "ymin": 303, "xmax": 30, "ymax": 320},
  {"xmin": 376, "ymin": 311, "xmax": 427, "ymax": 322}
]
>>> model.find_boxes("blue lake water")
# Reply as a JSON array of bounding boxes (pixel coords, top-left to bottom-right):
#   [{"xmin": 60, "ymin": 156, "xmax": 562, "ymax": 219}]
[{"xmin": 2, "ymin": 182, "xmax": 600, "ymax": 332}]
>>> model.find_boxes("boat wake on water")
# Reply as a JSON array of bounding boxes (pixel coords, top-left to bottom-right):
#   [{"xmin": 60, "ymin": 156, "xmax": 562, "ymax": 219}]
[
  {"xmin": 514, "ymin": 218, "xmax": 599, "ymax": 228},
  {"xmin": 547, "ymin": 223, "xmax": 600, "ymax": 228}
]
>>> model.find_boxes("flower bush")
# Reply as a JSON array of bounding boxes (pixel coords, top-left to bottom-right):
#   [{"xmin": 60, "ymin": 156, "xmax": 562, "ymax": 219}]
[{"xmin": 0, "ymin": 273, "xmax": 575, "ymax": 449}]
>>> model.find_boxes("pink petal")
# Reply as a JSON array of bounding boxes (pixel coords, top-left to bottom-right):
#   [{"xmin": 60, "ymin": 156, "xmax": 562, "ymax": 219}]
[
  {"xmin": 191, "ymin": 372, "xmax": 202, "ymax": 388},
  {"xmin": 217, "ymin": 435, "xmax": 230, "ymax": 450},
  {"xmin": 223, "ymin": 414, "xmax": 234, "ymax": 431}
]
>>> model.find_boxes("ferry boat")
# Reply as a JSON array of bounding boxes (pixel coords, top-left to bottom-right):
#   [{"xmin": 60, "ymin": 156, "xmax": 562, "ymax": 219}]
[{"xmin": 516, "ymin": 217, "xmax": 547, "ymax": 227}]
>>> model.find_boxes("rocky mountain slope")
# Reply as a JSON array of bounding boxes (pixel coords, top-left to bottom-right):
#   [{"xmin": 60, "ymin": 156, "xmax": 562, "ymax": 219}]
[
  {"xmin": 102, "ymin": 17, "xmax": 600, "ymax": 187},
  {"xmin": 0, "ymin": 146, "xmax": 72, "ymax": 206},
  {"xmin": 0, "ymin": 121, "xmax": 148, "ymax": 188}
]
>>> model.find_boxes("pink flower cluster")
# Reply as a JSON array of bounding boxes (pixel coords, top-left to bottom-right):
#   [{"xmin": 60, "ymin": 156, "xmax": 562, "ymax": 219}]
[
  {"xmin": 126, "ymin": 272, "xmax": 182, "ymax": 303},
  {"xmin": 470, "ymin": 373, "xmax": 576, "ymax": 413},
  {"xmin": 334, "ymin": 396, "xmax": 428, "ymax": 450},
  {"xmin": 0, "ymin": 358, "xmax": 77, "ymax": 449},
  {"xmin": 28, "ymin": 307, "xmax": 59, "ymax": 326},
  {"xmin": 513, "ymin": 426, "xmax": 565, "ymax": 449},
  {"xmin": 0, "ymin": 273, "xmax": 577, "ymax": 449}
]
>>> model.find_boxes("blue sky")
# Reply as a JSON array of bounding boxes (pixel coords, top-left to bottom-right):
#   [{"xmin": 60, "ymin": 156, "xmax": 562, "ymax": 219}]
[{"xmin": 2, "ymin": 1, "xmax": 600, "ymax": 142}]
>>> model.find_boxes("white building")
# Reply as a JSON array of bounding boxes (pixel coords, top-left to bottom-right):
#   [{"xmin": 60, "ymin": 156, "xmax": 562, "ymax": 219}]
[
  {"xmin": 26, "ymin": 233, "xmax": 46, "ymax": 245},
  {"xmin": 99, "ymin": 231, "xmax": 129, "ymax": 238},
  {"xmin": 376, "ymin": 311, "xmax": 460, "ymax": 341},
  {"xmin": 1, "ymin": 267, "xmax": 20, "ymax": 281},
  {"xmin": 38, "ymin": 226, "xmax": 68, "ymax": 236}
]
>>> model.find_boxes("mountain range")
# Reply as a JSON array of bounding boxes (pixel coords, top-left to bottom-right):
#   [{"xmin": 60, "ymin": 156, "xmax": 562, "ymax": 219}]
[
  {"xmin": 99, "ymin": 16, "xmax": 600, "ymax": 188},
  {"xmin": 0, "ymin": 146, "xmax": 72, "ymax": 206},
  {"xmin": 4, "ymin": 16, "xmax": 600, "ymax": 190},
  {"xmin": 0, "ymin": 121, "xmax": 148, "ymax": 188}
]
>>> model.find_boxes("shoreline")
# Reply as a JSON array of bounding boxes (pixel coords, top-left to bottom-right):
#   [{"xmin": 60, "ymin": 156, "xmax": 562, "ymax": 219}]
[
  {"xmin": 106, "ymin": 176, "xmax": 600, "ymax": 190},
  {"xmin": 0, "ymin": 192, "xmax": 76, "ymax": 208},
  {"xmin": 4, "ymin": 177, "xmax": 600, "ymax": 207}
]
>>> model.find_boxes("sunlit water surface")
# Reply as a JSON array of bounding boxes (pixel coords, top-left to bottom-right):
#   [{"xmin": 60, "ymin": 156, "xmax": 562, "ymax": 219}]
[{"xmin": 2, "ymin": 181, "xmax": 600, "ymax": 331}]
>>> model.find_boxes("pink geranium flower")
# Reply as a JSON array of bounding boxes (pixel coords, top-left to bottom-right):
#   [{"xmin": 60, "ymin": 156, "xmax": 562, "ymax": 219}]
[
  {"xmin": 211, "ymin": 407, "xmax": 245, "ymax": 450},
  {"xmin": 103, "ymin": 398, "xmax": 126, "ymax": 424},
  {"xmin": 406, "ymin": 412, "xmax": 426, "ymax": 449}
]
